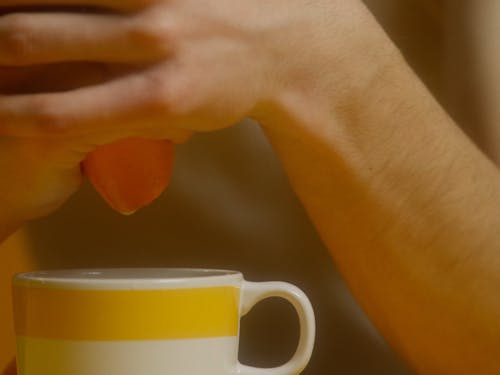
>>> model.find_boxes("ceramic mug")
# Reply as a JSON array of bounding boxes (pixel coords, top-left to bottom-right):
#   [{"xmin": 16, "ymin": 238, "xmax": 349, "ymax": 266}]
[{"xmin": 12, "ymin": 268, "xmax": 315, "ymax": 375}]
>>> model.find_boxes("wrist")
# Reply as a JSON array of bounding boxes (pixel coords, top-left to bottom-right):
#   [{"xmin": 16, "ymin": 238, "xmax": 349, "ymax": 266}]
[{"xmin": 254, "ymin": 2, "xmax": 403, "ymax": 133}]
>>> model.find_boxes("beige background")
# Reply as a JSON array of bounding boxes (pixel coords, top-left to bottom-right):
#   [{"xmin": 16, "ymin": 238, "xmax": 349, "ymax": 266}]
[{"xmin": 2, "ymin": 1, "xmax": 499, "ymax": 374}]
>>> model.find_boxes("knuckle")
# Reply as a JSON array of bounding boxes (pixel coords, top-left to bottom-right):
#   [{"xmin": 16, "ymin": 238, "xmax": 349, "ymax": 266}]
[
  {"xmin": 163, "ymin": 80, "xmax": 196, "ymax": 117},
  {"xmin": 29, "ymin": 99, "xmax": 68, "ymax": 134},
  {"xmin": 143, "ymin": 72, "xmax": 194, "ymax": 117},
  {"xmin": 0, "ymin": 15, "xmax": 34, "ymax": 64},
  {"xmin": 127, "ymin": 17, "xmax": 175, "ymax": 54}
]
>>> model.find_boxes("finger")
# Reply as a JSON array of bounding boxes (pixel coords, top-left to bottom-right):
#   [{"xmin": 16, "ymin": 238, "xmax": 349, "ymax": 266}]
[
  {"xmin": 0, "ymin": 0, "xmax": 142, "ymax": 12},
  {"xmin": 0, "ymin": 68, "xmax": 192, "ymax": 142},
  {"xmin": 0, "ymin": 12, "xmax": 169, "ymax": 65}
]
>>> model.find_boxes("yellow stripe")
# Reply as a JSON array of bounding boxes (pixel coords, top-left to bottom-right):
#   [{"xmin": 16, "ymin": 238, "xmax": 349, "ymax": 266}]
[{"xmin": 13, "ymin": 286, "xmax": 240, "ymax": 341}]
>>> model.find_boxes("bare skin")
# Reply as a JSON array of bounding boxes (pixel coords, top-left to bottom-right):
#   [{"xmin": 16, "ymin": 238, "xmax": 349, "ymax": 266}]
[{"xmin": 0, "ymin": 1, "xmax": 499, "ymax": 373}]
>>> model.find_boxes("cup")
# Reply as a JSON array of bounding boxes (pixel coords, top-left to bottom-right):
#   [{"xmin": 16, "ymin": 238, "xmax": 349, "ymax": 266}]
[{"xmin": 12, "ymin": 268, "xmax": 315, "ymax": 375}]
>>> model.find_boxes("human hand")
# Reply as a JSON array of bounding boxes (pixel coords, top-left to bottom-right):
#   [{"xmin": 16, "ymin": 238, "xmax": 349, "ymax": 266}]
[
  {"xmin": 0, "ymin": 62, "xmax": 171, "ymax": 222},
  {"xmin": 0, "ymin": 63, "xmax": 182, "ymax": 219},
  {"xmin": 0, "ymin": 0, "xmax": 378, "ymax": 134},
  {"xmin": 0, "ymin": 0, "xmax": 281, "ymax": 137},
  {"xmin": 0, "ymin": 0, "xmax": 375, "ymax": 221},
  {"xmin": 0, "ymin": 63, "xmax": 102, "ymax": 222}
]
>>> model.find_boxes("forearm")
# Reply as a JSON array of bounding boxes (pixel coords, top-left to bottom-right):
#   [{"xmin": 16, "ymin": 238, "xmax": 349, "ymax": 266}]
[{"xmin": 261, "ymin": 9, "xmax": 500, "ymax": 374}]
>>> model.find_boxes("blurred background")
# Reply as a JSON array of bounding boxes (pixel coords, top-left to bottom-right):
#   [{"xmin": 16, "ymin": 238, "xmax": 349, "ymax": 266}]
[{"xmin": 2, "ymin": 0, "xmax": 499, "ymax": 373}]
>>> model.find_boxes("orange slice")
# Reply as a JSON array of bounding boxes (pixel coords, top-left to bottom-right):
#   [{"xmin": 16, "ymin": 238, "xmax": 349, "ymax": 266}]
[{"xmin": 82, "ymin": 138, "xmax": 175, "ymax": 215}]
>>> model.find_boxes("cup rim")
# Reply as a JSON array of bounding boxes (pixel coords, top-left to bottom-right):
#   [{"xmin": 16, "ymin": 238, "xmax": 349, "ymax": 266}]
[{"xmin": 13, "ymin": 268, "xmax": 243, "ymax": 290}]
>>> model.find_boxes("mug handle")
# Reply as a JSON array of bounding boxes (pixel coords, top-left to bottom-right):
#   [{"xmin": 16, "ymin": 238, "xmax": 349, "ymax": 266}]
[{"xmin": 237, "ymin": 281, "xmax": 316, "ymax": 375}]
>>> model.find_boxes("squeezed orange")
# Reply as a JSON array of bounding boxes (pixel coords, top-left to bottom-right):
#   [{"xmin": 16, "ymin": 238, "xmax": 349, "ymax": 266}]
[{"xmin": 82, "ymin": 138, "xmax": 175, "ymax": 214}]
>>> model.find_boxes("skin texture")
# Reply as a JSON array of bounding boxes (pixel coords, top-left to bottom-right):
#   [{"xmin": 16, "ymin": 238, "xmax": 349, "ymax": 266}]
[{"xmin": 0, "ymin": 0, "xmax": 500, "ymax": 373}]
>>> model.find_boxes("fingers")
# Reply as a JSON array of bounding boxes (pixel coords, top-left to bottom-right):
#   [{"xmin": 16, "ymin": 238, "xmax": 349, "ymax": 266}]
[
  {"xmin": 0, "ymin": 74, "xmax": 154, "ymax": 136},
  {"xmin": 0, "ymin": 66, "xmax": 192, "ymax": 143},
  {"xmin": 0, "ymin": 12, "xmax": 170, "ymax": 65}
]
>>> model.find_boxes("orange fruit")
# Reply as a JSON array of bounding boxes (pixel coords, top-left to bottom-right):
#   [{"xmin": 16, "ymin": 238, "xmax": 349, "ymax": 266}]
[{"xmin": 82, "ymin": 138, "xmax": 175, "ymax": 215}]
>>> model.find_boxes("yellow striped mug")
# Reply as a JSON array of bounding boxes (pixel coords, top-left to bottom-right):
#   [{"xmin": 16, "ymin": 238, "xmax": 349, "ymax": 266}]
[{"xmin": 13, "ymin": 268, "xmax": 315, "ymax": 375}]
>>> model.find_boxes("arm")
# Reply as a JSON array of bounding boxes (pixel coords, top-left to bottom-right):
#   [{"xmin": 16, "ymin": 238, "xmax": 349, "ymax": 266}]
[{"xmin": 261, "ymin": 10, "xmax": 500, "ymax": 374}]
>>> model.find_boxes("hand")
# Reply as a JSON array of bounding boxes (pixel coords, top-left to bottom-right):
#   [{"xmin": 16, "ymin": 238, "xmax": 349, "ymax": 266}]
[
  {"xmin": 0, "ymin": 0, "xmax": 281, "ymax": 137},
  {"xmin": 0, "ymin": 63, "xmax": 104, "ymax": 221},
  {"xmin": 0, "ymin": 0, "xmax": 372, "ymax": 134},
  {"xmin": 0, "ymin": 63, "xmax": 181, "ymax": 222},
  {"xmin": 0, "ymin": 62, "xmax": 191, "ymax": 222},
  {"xmin": 0, "ymin": 0, "xmax": 372, "ymax": 221}
]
